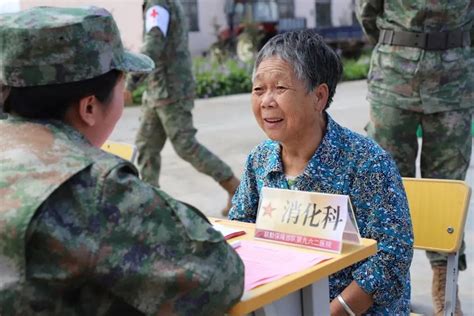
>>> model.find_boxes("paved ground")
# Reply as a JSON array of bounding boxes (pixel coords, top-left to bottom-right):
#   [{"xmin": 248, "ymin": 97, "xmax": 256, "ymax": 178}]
[{"xmin": 110, "ymin": 80, "xmax": 473, "ymax": 315}]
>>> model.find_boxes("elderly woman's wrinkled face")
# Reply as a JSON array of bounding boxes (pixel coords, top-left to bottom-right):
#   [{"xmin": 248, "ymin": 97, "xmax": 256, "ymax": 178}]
[{"xmin": 252, "ymin": 57, "xmax": 319, "ymax": 144}]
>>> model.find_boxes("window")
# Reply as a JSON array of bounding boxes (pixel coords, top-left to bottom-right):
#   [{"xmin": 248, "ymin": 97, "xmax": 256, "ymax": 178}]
[
  {"xmin": 315, "ymin": 0, "xmax": 332, "ymax": 27},
  {"xmin": 277, "ymin": 0, "xmax": 294, "ymax": 19},
  {"xmin": 181, "ymin": 0, "xmax": 199, "ymax": 32},
  {"xmin": 253, "ymin": 1, "xmax": 279, "ymax": 22}
]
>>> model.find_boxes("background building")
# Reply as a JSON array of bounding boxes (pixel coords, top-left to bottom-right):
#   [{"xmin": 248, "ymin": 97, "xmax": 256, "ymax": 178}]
[{"xmin": 2, "ymin": 0, "xmax": 357, "ymax": 56}]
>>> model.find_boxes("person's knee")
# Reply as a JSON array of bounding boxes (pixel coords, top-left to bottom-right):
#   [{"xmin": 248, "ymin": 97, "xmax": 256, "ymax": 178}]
[
  {"xmin": 136, "ymin": 137, "xmax": 166, "ymax": 153},
  {"xmin": 172, "ymin": 137, "xmax": 199, "ymax": 160},
  {"xmin": 135, "ymin": 125, "xmax": 167, "ymax": 151}
]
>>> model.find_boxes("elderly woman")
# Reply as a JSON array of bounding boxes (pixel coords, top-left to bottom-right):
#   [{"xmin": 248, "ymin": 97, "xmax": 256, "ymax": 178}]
[{"xmin": 229, "ymin": 30, "xmax": 413, "ymax": 315}]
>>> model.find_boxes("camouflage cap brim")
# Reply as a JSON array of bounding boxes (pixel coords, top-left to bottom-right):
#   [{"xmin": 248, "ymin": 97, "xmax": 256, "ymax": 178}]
[
  {"xmin": 119, "ymin": 51, "xmax": 155, "ymax": 73},
  {"xmin": 0, "ymin": 6, "xmax": 155, "ymax": 87}
]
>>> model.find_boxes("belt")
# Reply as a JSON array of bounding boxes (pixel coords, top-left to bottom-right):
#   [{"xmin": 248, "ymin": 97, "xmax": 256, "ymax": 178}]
[{"xmin": 378, "ymin": 29, "xmax": 471, "ymax": 50}]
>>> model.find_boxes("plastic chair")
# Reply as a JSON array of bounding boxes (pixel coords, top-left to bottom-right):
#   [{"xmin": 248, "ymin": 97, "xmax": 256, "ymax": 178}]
[
  {"xmin": 101, "ymin": 140, "xmax": 137, "ymax": 162},
  {"xmin": 403, "ymin": 178, "xmax": 471, "ymax": 316}
]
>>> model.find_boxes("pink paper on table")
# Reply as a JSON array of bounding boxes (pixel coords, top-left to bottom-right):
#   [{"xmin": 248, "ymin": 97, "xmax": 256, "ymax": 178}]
[{"xmin": 235, "ymin": 240, "xmax": 331, "ymax": 291}]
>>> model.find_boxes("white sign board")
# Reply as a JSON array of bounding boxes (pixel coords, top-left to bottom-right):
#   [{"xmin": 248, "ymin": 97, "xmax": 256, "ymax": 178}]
[{"xmin": 255, "ymin": 187, "xmax": 361, "ymax": 253}]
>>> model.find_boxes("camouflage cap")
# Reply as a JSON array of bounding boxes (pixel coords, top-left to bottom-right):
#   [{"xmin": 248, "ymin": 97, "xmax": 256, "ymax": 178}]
[{"xmin": 0, "ymin": 6, "xmax": 154, "ymax": 87}]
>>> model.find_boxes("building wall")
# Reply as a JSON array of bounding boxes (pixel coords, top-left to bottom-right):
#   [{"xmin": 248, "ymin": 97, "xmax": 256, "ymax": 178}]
[
  {"xmin": 10, "ymin": 0, "xmax": 356, "ymax": 57},
  {"xmin": 0, "ymin": 0, "xmax": 20, "ymax": 13},
  {"xmin": 294, "ymin": 0, "xmax": 315, "ymax": 28},
  {"xmin": 20, "ymin": 0, "xmax": 144, "ymax": 52},
  {"xmin": 17, "ymin": 0, "xmax": 222, "ymax": 56},
  {"xmin": 296, "ymin": 0, "xmax": 354, "ymax": 28},
  {"xmin": 332, "ymin": 0, "xmax": 355, "ymax": 26},
  {"xmin": 188, "ymin": 0, "xmax": 226, "ymax": 56}
]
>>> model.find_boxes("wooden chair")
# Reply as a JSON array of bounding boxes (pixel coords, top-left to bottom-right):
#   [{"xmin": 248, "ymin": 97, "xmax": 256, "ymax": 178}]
[
  {"xmin": 403, "ymin": 178, "xmax": 471, "ymax": 316},
  {"xmin": 101, "ymin": 140, "xmax": 137, "ymax": 162}
]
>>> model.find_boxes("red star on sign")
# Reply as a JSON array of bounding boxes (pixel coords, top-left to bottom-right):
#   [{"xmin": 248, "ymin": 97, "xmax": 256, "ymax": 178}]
[
  {"xmin": 263, "ymin": 202, "xmax": 276, "ymax": 217},
  {"xmin": 150, "ymin": 9, "xmax": 158, "ymax": 18}
]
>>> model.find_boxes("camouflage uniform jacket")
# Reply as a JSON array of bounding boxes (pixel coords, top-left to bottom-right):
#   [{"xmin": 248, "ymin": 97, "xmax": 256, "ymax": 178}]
[
  {"xmin": 356, "ymin": 0, "xmax": 473, "ymax": 113},
  {"xmin": 127, "ymin": 0, "xmax": 195, "ymax": 106},
  {"xmin": 0, "ymin": 117, "xmax": 244, "ymax": 315}
]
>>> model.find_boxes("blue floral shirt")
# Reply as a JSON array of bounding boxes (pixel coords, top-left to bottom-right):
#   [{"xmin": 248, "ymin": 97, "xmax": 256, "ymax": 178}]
[{"xmin": 229, "ymin": 114, "xmax": 413, "ymax": 314}]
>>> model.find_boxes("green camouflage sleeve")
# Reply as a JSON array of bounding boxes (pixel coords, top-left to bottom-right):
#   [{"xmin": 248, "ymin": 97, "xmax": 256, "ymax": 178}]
[
  {"xmin": 355, "ymin": 0, "xmax": 383, "ymax": 44},
  {"xmin": 126, "ymin": 1, "xmax": 167, "ymax": 92},
  {"xmin": 95, "ymin": 165, "xmax": 244, "ymax": 315},
  {"xmin": 27, "ymin": 162, "xmax": 244, "ymax": 315},
  {"xmin": 470, "ymin": 9, "xmax": 473, "ymax": 47},
  {"xmin": 125, "ymin": 28, "xmax": 166, "ymax": 91},
  {"xmin": 125, "ymin": 72, "xmax": 145, "ymax": 92},
  {"xmin": 141, "ymin": 0, "xmax": 167, "ymax": 60}
]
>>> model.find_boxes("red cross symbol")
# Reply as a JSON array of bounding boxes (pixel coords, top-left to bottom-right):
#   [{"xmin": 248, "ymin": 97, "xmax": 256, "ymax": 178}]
[{"xmin": 150, "ymin": 9, "xmax": 158, "ymax": 18}]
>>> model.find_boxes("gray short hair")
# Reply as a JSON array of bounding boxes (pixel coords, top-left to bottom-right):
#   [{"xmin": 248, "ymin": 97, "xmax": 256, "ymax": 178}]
[{"xmin": 252, "ymin": 30, "xmax": 343, "ymax": 109}]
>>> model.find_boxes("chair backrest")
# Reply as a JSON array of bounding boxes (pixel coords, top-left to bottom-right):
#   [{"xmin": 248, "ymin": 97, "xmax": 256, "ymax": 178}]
[
  {"xmin": 403, "ymin": 178, "xmax": 471, "ymax": 254},
  {"xmin": 101, "ymin": 140, "xmax": 137, "ymax": 162}
]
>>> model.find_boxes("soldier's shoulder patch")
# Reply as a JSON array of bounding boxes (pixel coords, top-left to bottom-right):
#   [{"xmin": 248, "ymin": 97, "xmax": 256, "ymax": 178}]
[{"xmin": 145, "ymin": 5, "xmax": 170, "ymax": 36}]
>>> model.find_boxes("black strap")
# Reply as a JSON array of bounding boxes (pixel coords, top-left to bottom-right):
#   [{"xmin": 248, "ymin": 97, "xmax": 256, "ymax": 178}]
[{"xmin": 379, "ymin": 29, "xmax": 471, "ymax": 50}]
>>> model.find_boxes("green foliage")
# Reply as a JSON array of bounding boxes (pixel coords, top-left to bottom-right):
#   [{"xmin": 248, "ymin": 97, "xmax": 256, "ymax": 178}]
[
  {"xmin": 129, "ymin": 54, "xmax": 371, "ymax": 102},
  {"xmin": 342, "ymin": 55, "xmax": 370, "ymax": 81},
  {"xmin": 132, "ymin": 83, "xmax": 146, "ymax": 105},
  {"xmin": 193, "ymin": 57, "xmax": 253, "ymax": 98}
]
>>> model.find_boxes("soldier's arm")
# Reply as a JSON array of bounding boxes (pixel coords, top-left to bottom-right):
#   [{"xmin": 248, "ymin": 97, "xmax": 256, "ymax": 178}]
[
  {"xmin": 125, "ymin": 27, "xmax": 167, "ymax": 92},
  {"xmin": 94, "ymin": 164, "xmax": 244, "ymax": 315},
  {"xmin": 126, "ymin": 1, "xmax": 169, "ymax": 92},
  {"xmin": 355, "ymin": 0, "xmax": 383, "ymax": 44},
  {"xmin": 470, "ymin": 13, "xmax": 473, "ymax": 48}
]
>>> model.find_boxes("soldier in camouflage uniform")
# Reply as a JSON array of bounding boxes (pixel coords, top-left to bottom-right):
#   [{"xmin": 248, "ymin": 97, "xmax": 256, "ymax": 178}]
[
  {"xmin": 356, "ymin": 1, "xmax": 472, "ymax": 315},
  {"xmin": 125, "ymin": 0, "xmax": 239, "ymax": 215},
  {"xmin": 0, "ymin": 6, "xmax": 244, "ymax": 315}
]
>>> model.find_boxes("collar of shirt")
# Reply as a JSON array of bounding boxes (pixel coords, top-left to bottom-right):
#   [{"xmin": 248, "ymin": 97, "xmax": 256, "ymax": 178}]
[
  {"xmin": 6, "ymin": 115, "xmax": 92, "ymax": 146},
  {"xmin": 261, "ymin": 114, "xmax": 343, "ymax": 181}
]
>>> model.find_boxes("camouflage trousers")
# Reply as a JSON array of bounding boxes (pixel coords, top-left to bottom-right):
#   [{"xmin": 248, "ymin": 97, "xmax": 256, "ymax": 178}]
[
  {"xmin": 368, "ymin": 103, "xmax": 472, "ymax": 270},
  {"xmin": 135, "ymin": 98, "xmax": 234, "ymax": 187}
]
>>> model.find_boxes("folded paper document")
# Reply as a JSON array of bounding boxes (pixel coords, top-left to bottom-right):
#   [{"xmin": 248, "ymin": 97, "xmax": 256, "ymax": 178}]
[
  {"xmin": 213, "ymin": 223, "xmax": 246, "ymax": 240},
  {"xmin": 234, "ymin": 240, "xmax": 330, "ymax": 291}
]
